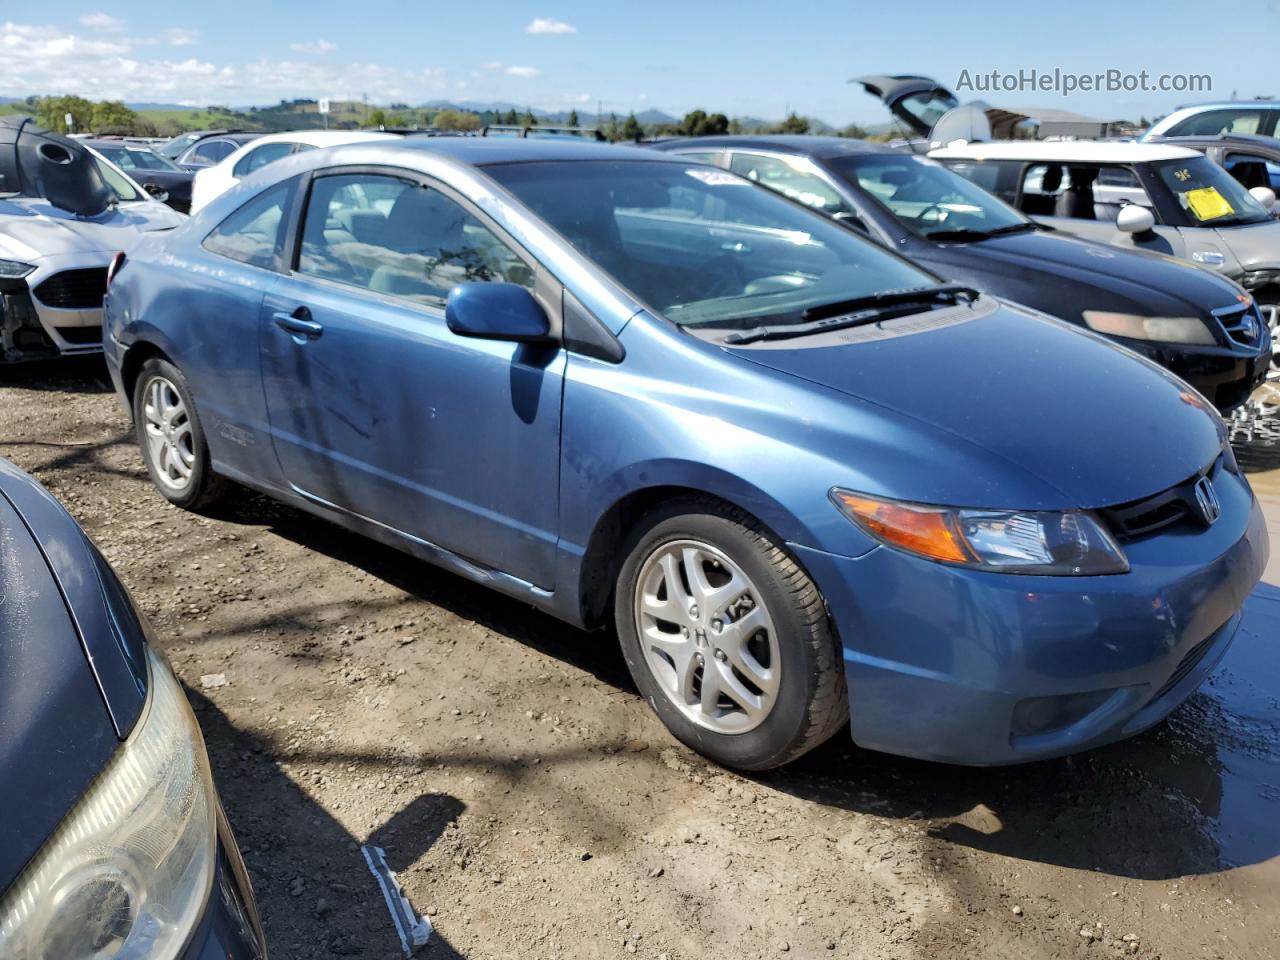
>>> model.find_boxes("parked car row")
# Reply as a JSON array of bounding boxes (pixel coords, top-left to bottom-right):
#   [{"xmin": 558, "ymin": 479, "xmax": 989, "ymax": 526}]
[{"xmin": 1, "ymin": 106, "xmax": 1275, "ymax": 960}]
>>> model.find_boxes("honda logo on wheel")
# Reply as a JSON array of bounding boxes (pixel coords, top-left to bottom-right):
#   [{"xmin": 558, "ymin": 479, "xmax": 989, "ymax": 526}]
[{"xmin": 1193, "ymin": 475, "xmax": 1221, "ymax": 526}]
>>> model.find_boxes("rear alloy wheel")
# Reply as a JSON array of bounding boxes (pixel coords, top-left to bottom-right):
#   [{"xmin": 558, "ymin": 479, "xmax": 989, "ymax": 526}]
[
  {"xmin": 133, "ymin": 358, "xmax": 227, "ymax": 510},
  {"xmin": 615, "ymin": 498, "xmax": 848, "ymax": 771}
]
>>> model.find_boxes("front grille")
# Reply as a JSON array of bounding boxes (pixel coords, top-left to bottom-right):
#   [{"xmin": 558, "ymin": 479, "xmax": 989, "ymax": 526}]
[
  {"xmin": 1213, "ymin": 302, "xmax": 1263, "ymax": 347},
  {"xmin": 1096, "ymin": 455, "xmax": 1222, "ymax": 541},
  {"xmin": 33, "ymin": 268, "xmax": 108, "ymax": 309},
  {"xmin": 1150, "ymin": 632, "xmax": 1216, "ymax": 703}
]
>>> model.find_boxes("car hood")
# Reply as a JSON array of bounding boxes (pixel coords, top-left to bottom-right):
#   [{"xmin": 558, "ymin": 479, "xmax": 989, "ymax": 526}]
[
  {"xmin": 0, "ymin": 196, "xmax": 183, "ymax": 263},
  {"xmin": 728, "ymin": 299, "xmax": 1224, "ymax": 508},
  {"xmin": 0, "ymin": 484, "xmax": 118, "ymax": 894},
  {"xmin": 923, "ymin": 228, "xmax": 1245, "ymax": 315}
]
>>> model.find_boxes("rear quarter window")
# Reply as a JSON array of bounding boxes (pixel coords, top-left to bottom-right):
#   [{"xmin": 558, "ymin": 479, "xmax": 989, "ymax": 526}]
[{"xmin": 202, "ymin": 179, "xmax": 295, "ymax": 270}]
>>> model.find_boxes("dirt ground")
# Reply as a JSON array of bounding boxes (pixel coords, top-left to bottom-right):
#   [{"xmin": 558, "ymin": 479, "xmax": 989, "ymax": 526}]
[{"xmin": 3, "ymin": 359, "xmax": 1279, "ymax": 960}]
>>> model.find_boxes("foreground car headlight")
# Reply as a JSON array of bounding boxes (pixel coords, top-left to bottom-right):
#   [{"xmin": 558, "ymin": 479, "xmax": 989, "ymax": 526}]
[
  {"xmin": 1083, "ymin": 310, "xmax": 1216, "ymax": 345},
  {"xmin": 0, "ymin": 649, "xmax": 215, "ymax": 959},
  {"xmin": 831, "ymin": 490, "xmax": 1129, "ymax": 575},
  {"xmin": 0, "ymin": 259, "xmax": 35, "ymax": 280}
]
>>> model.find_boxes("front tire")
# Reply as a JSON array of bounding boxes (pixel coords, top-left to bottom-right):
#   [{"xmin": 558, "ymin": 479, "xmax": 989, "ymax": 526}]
[
  {"xmin": 614, "ymin": 497, "xmax": 848, "ymax": 771},
  {"xmin": 133, "ymin": 358, "xmax": 227, "ymax": 510}
]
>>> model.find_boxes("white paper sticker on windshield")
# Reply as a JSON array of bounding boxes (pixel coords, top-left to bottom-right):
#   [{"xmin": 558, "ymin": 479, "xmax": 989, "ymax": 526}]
[{"xmin": 685, "ymin": 168, "xmax": 748, "ymax": 186}]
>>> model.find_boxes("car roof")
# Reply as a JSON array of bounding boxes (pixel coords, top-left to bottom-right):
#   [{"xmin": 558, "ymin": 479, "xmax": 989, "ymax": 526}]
[
  {"xmin": 243, "ymin": 129, "xmax": 401, "ymax": 148},
  {"xmin": 1168, "ymin": 100, "xmax": 1280, "ymax": 113},
  {"xmin": 652, "ymin": 135, "xmax": 900, "ymax": 159},
  {"xmin": 337, "ymin": 136, "xmax": 684, "ymax": 167},
  {"xmin": 83, "ymin": 139, "xmax": 157, "ymax": 150},
  {"xmin": 1152, "ymin": 132, "xmax": 1280, "ymax": 152},
  {"xmin": 929, "ymin": 140, "xmax": 1202, "ymax": 163}
]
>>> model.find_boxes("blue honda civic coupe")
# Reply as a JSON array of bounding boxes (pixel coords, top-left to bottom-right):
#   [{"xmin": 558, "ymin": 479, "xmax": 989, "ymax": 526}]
[{"xmin": 103, "ymin": 139, "xmax": 1269, "ymax": 769}]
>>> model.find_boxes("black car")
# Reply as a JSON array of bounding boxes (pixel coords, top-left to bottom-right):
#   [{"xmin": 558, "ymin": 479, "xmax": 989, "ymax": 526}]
[
  {"xmin": 157, "ymin": 131, "xmax": 263, "ymax": 172},
  {"xmin": 653, "ymin": 135, "xmax": 1272, "ymax": 412},
  {"xmin": 85, "ymin": 139, "xmax": 194, "ymax": 213},
  {"xmin": 0, "ymin": 457, "xmax": 266, "ymax": 958}
]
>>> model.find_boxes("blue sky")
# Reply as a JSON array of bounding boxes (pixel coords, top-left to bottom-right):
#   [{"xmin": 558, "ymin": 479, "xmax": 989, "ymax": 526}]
[{"xmin": 5, "ymin": 1, "xmax": 1277, "ymax": 123}]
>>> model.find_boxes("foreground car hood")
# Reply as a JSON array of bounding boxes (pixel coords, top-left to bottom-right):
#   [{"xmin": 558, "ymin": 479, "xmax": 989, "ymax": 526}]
[
  {"xmin": 0, "ymin": 197, "xmax": 183, "ymax": 262},
  {"xmin": 0, "ymin": 487, "xmax": 117, "ymax": 893},
  {"xmin": 730, "ymin": 301, "xmax": 1224, "ymax": 508},
  {"xmin": 931, "ymin": 230, "xmax": 1244, "ymax": 313}
]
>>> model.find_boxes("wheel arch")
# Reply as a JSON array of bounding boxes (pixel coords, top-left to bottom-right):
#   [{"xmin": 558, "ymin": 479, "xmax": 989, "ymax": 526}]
[
  {"xmin": 119, "ymin": 340, "xmax": 176, "ymax": 419},
  {"xmin": 574, "ymin": 468, "xmax": 815, "ymax": 630}
]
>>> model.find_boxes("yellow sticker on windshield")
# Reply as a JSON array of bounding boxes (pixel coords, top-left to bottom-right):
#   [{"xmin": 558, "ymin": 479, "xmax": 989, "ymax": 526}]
[{"xmin": 1185, "ymin": 186, "xmax": 1234, "ymax": 221}]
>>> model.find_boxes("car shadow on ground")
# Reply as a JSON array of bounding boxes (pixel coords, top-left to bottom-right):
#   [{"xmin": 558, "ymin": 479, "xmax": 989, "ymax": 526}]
[
  {"xmin": 188, "ymin": 688, "xmax": 470, "ymax": 959},
  {"xmin": 204, "ymin": 483, "xmax": 1280, "ymax": 884},
  {"xmin": 0, "ymin": 355, "xmax": 114, "ymax": 394}
]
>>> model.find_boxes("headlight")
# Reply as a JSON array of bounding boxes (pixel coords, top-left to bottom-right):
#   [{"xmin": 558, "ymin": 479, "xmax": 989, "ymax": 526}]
[
  {"xmin": 0, "ymin": 259, "xmax": 35, "ymax": 280},
  {"xmin": 0, "ymin": 649, "xmax": 216, "ymax": 959},
  {"xmin": 831, "ymin": 489, "xmax": 1129, "ymax": 575},
  {"xmin": 1083, "ymin": 310, "xmax": 1216, "ymax": 345}
]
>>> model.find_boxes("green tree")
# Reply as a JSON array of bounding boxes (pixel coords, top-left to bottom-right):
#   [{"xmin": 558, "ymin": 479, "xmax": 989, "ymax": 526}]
[
  {"xmin": 503, "ymin": 109, "xmax": 519, "ymax": 125},
  {"xmin": 433, "ymin": 109, "xmax": 481, "ymax": 131},
  {"xmin": 386, "ymin": 113, "xmax": 406, "ymax": 127},
  {"xmin": 838, "ymin": 122, "xmax": 868, "ymax": 139},
  {"xmin": 367, "ymin": 108, "xmax": 387, "ymax": 128},
  {"xmin": 91, "ymin": 100, "xmax": 139, "ymax": 135},
  {"xmin": 36, "ymin": 95, "xmax": 95, "ymax": 134},
  {"xmin": 772, "ymin": 112, "xmax": 810, "ymax": 135},
  {"xmin": 521, "ymin": 107, "xmax": 537, "ymax": 129},
  {"xmin": 567, "ymin": 108, "xmax": 579, "ymax": 127},
  {"xmin": 621, "ymin": 112, "xmax": 642, "ymax": 142}
]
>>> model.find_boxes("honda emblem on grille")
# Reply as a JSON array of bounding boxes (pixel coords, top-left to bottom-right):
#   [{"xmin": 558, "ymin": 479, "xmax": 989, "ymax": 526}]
[{"xmin": 1193, "ymin": 476, "xmax": 1221, "ymax": 526}]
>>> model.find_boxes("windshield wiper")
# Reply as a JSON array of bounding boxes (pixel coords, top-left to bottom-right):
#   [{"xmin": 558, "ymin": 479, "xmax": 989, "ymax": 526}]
[
  {"xmin": 927, "ymin": 222, "xmax": 1035, "ymax": 242},
  {"xmin": 722, "ymin": 284, "xmax": 979, "ymax": 345}
]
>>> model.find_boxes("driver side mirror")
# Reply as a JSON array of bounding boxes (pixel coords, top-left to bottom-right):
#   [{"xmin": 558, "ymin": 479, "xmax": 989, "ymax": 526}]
[
  {"xmin": 446, "ymin": 283, "xmax": 553, "ymax": 343},
  {"xmin": 141, "ymin": 183, "xmax": 169, "ymax": 203},
  {"xmin": 1116, "ymin": 204, "xmax": 1155, "ymax": 235},
  {"xmin": 1249, "ymin": 185, "xmax": 1277, "ymax": 212}
]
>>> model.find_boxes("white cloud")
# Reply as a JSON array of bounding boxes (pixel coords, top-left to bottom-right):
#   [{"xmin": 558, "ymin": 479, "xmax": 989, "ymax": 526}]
[
  {"xmin": 163, "ymin": 28, "xmax": 199, "ymax": 46},
  {"xmin": 79, "ymin": 12, "xmax": 123, "ymax": 31},
  {"xmin": 483, "ymin": 60, "xmax": 504, "ymax": 71},
  {"xmin": 289, "ymin": 40, "xmax": 337, "ymax": 54},
  {"xmin": 0, "ymin": 21, "xmax": 450, "ymax": 104},
  {"xmin": 526, "ymin": 17, "xmax": 576, "ymax": 34},
  {"xmin": 505, "ymin": 64, "xmax": 541, "ymax": 78}
]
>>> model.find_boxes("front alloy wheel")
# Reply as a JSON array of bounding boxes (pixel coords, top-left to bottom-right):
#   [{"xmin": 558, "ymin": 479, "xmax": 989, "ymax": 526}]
[
  {"xmin": 634, "ymin": 539, "xmax": 780, "ymax": 734},
  {"xmin": 615, "ymin": 498, "xmax": 848, "ymax": 771}
]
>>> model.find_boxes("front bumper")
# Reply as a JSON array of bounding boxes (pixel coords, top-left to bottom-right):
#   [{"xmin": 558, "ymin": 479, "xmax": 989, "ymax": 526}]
[
  {"xmin": 181, "ymin": 804, "xmax": 267, "ymax": 959},
  {"xmin": 793, "ymin": 473, "xmax": 1269, "ymax": 765},
  {"xmin": 0, "ymin": 252, "xmax": 110, "ymax": 362},
  {"xmin": 1123, "ymin": 338, "xmax": 1272, "ymax": 413}
]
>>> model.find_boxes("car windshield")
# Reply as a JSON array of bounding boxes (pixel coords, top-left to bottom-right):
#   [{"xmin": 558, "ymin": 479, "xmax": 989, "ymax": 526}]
[
  {"xmin": 826, "ymin": 154, "xmax": 1030, "ymax": 238},
  {"xmin": 157, "ymin": 133, "xmax": 203, "ymax": 159},
  {"xmin": 94, "ymin": 146, "xmax": 182, "ymax": 172},
  {"xmin": 92, "ymin": 157, "xmax": 142, "ymax": 202},
  {"xmin": 487, "ymin": 160, "xmax": 934, "ymax": 327},
  {"xmin": 1153, "ymin": 155, "xmax": 1272, "ymax": 227}
]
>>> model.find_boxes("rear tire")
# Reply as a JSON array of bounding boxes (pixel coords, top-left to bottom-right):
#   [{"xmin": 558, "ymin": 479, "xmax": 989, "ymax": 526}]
[
  {"xmin": 614, "ymin": 496, "xmax": 847, "ymax": 771},
  {"xmin": 133, "ymin": 357, "xmax": 228, "ymax": 510}
]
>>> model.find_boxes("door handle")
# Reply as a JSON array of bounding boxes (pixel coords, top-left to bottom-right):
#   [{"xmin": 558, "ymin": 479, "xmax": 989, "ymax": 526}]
[{"xmin": 273, "ymin": 310, "xmax": 324, "ymax": 340}]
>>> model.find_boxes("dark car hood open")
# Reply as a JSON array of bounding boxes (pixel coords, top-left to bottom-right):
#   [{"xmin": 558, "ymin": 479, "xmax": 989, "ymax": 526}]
[
  {"xmin": 925, "ymin": 229, "xmax": 1245, "ymax": 315},
  {"xmin": 729, "ymin": 300, "xmax": 1224, "ymax": 509},
  {"xmin": 0, "ymin": 116, "xmax": 114, "ymax": 216},
  {"xmin": 0, "ymin": 489, "xmax": 117, "ymax": 894}
]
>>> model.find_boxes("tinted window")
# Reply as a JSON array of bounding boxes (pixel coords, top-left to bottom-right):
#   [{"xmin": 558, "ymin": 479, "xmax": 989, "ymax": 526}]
[
  {"xmin": 297, "ymin": 173, "xmax": 534, "ymax": 305},
  {"xmin": 729, "ymin": 152, "xmax": 853, "ymax": 216},
  {"xmin": 672, "ymin": 151, "xmax": 721, "ymax": 165},
  {"xmin": 202, "ymin": 180, "xmax": 293, "ymax": 269},
  {"xmin": 159, "ymin": 132, "xmax": 202, "ymax": 158},
  {"xmin": 1166, "ymin": 108, "xmax": 1265, "ymax": 137},
  {"xmin": 234, "ymin": 142, "xmax": 295, "ymax": 178},
  {"xmin": 1223, "ymin": 151, "xmax": 1280, "ymax": 191},
  {"xmin": 191, "ymin": 140, "xmax": 235, "ymax": 164},
  {"xmin": 828, "ymin": 154, "xmax": 1027, "ymax": 237},
  {"xmin": 488, "ymin": 160, "xmax": 932, "ymax": 328}
]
